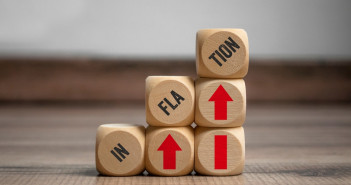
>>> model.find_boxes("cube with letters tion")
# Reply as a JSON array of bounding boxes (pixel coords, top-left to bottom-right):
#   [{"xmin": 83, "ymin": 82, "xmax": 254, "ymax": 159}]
[{"xmin": 196, "ymin": 29, "xmax": 249, "ymax": 78}]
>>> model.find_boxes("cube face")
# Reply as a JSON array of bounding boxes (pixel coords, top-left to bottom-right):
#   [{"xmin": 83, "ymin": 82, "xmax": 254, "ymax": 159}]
[
  {"xmin": 145, "ymin": 126, "xmax": 194, "ymax": 176},
  {"xmin": 196, "ymin": 29, "xmax": 249, "ymax": 78},
  {"xmin": 195, "ymin": 78, "xmax": 246, "ymax": 127},
  {"xmin": 146, "ymin": 76, "xmax": 195, "ymax": 126},
  {"xmin": 96, "ymin": 124, "xmax": 145, "ymax": 176},
  {"xmin": 195, "ymin": 126, "xmax": 245, "ymax": 176}
]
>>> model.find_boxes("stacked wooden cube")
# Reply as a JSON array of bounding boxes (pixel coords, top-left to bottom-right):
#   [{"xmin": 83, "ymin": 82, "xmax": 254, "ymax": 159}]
[{"xmin": 95, "ymin": 29, "xmax": 249, "ymax": 176}]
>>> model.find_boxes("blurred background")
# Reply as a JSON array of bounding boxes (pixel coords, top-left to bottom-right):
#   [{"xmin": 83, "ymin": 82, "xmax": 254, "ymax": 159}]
[
  {"xmin": 0, "ymin": 1, "xmax": 351, "ymax": 184},
  {"xmin": 0, "ymin": 0, "xmax": 350, "ymax": 103}
]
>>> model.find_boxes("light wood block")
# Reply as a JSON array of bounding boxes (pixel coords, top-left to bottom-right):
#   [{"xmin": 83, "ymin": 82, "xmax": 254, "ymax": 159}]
[
  {"xmin": 195, "ymin": 78, "xmax": 246, "ymax": 127},
  {"xmin": 146, "ymin": 76, "xmax": 195, "ymax": 126},
  {"xmin": 95, "ymin": 124, "xmax": 145, "ymax": 176},
  {"xmin": 145, "ymin": 126, "xmax": 194, "ymax": 176},
  {"xmin": 195, "ymin": 126, "xmax": 245, "ymax": 176},
  {"xmin": 196, "ymin": 29, "xmax": 249, "ymax": 78}
]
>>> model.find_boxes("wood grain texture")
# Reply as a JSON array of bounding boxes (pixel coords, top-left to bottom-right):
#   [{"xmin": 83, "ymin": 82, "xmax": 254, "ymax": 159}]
[
  {"xmin": 196, "ymin": 29, "xmax": 249, "ymax": 78},
  {"xmin": 95, "ymin": 124, "xmax": 145, "ymax": 176},
  {"xmin": 195, "ymin": 78, "xmax": 246, "ymax": 127},
  {"xmin": 0, "ymin": 103, "xmax": 350, "ymax": 184},
  {"xmin": 146, "ymin": 76, "xmax": 195, "ymax": 126}
]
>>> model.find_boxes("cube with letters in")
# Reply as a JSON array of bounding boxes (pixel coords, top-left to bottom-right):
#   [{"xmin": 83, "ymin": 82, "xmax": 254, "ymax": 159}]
[{"xmin": 95, "ymin": 124, "xmax": 145, "ymax": 176}]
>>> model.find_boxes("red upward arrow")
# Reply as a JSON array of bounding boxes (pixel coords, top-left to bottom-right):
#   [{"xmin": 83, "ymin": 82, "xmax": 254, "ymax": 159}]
[
  {"xmin": 209, "ymin": 85, "xmax": 233, "ymax": 120},
  {"xmin": 157, "ymin": 134, "xmax": 182, "ymax": 169}
]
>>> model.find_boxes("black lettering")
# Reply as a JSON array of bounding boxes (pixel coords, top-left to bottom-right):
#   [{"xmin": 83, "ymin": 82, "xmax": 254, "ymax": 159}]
[
  {"xmin": 164, "ymin": 97, "xmax": 178, "ymax": 110},
  {"xmin": 209, "ymin": 53, "xmax": 222, "ymax": 66},
  {"xmin": 111, "ymin": 143, "xmax": 129, "ymax": 162},
  {"xmin": 219, "ymin": 44, "xmax": 232, "ymax": 58},
  {"xmin": 171, "ymin": 90, "xmax": 185, "ymax": 104},
  {"xmin": 158, "ymin": 101, "xmax": 170, "ymax": 116},
  {"xmin": 111, "ymin": 150, "xmax": 122, "ymax": 162},
  {"xmin": 114, "ymin": 143, "xmax": 129, "ymax": 158},
  {"xmin": 215, "ymin": 48, "xmax": 227, "ymax": 62},
  {"xmin": 224, "ymin": 37, "xmax": 240, "ymax": 53}
]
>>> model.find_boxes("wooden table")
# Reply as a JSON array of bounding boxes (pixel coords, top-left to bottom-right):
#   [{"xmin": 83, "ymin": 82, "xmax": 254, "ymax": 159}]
[{"xmin": 0, "ymin": 103, "xmax": 350, "ymax": 184}]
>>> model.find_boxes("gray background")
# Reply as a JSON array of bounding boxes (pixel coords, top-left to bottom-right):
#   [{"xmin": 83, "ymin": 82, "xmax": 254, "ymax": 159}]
[{"xmin": 0, "ymin": 0, "xmax": 350, "ymax": 60}]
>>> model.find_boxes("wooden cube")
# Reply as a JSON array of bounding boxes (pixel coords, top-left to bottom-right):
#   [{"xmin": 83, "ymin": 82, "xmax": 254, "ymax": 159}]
[
  {"xmin": 95, "ymin": 124, "xmax": 145, "ymax": 176},
  {"xmin": 196, "ymin": 29, "xmax": 249, "ymax": 78},
  {"xmin": 195, "ymin": 78, "xmax": 246, "ymax": 127},
  {"xmin": 145, "ymin": 126, "xmax": 194, "ymax": 176},
  {"xmin": 146, "ymin": 76, "xmax": 195, "ymax": 126},
  {"xmin": 195, "ymin": 126, "xmax": 245, "ymax": 176}
]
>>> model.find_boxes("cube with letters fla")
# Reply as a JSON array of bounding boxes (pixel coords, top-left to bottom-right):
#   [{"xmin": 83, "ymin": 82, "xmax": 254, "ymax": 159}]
[
  {"xmin": 146, "ymin": 76, "xmax": 195, "ymax": 126},
  {"xmin": 95, "ymin": 124, "xmax": 145, "ymax": 176},
  {"xmin": 196, "ymin": 29, "xmax": 249, "ymax": 79},
  {"xmin": 195, "ymin": 126, "xmax": 245, "ymax": 176},
  {"xmin": 195, "ymin": 78, "xmax": 246, "ymax": 127}
]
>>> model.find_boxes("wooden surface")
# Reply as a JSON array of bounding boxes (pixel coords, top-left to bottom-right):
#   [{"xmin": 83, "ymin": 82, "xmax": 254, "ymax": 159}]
[{"xmin": 0, "ymin": 103, "xmax": 350, "ymax": 184}]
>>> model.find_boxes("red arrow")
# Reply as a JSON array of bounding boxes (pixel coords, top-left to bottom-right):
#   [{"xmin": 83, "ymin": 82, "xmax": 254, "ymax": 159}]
[
  {"xmin": 157, "ymin": 134, "xmax": 182, "ymax": 169},
  {"xmin": 209, "ymin": 85, "xmax": 233, "ymax": 120}
]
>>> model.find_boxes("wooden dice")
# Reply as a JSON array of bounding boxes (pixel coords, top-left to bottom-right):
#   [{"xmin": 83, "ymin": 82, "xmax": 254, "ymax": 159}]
[
  {"xmin": 95, "ymin": 28, "xmax": 249, "ymax": 177},
  {"xmin": 195, "ymin": 126, "xmax": 245, "ymax": 176},
  {"xmin": 194, "ymin": 28, "xmax": 247, "ymax": 176},
  {"xmin": 195, "ymin": 78, "xmax": 246, "ymax": 127},
  {"xmin": 145, "ymin": 126, "xmax": 194, "ymax": 176},
  {"xmin": 146, "ymin": 76, "xmax": 195, "ymax": 126},
  {"xmin": 196, "ymin": 29, "xmax": 249, "ymax": 78},
  {"xmin": 96, "ymin": 124, "xmax": 145, "ymax": 176}
]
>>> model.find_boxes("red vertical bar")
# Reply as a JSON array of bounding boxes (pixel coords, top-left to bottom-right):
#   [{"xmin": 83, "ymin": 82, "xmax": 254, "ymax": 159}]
[{"xmin": 215, "ymin": 135, "xmax": 227, "ymax": 169}]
